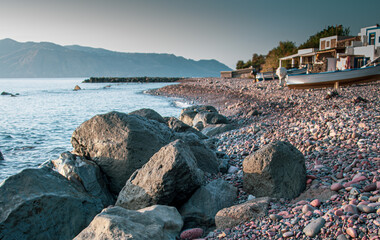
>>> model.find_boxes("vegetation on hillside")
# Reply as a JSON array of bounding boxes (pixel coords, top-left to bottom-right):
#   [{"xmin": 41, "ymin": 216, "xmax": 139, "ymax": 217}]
[
  {"xmin": 261, "ymin": 41, "xmax": 297, "ymax": 71},
  {"xmin": 298, "ymin": 25, "xmax": 350, "ymax": 49}
]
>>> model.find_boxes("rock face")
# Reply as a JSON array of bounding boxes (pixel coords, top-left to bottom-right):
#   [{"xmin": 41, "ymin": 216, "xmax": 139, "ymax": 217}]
[
  {"xmin": 0, "ymin": 167, "xmax": 103, "ymax": 240},
  {"xmin": 75, "ymin": 205, "xmax": 183, "ymax": 240},
  {"xmin": 116, "ymin": 140, "xmax": 205, "ymax": 210},
  {"xmin": 42, "ymin": 152, "xmax": 115, "ymax": 207},
  {"xmin": 215, "ymin": 197, "xmax": 272, "ymax": 229},
  {"xmin": 179, "ymin": 179, "xmax": 237, "ymax": 230},
  {"xmin": 129, "ymin": 108, "xmax": 166, "ymax": 123},
  {"xmin": 71, "ymin": 111, "xmax": 175, "ymax": 193},
  {"xmin": 176, "ymin": 133, "xmax": 220, "ymax": 174},
  {"xmin": 243, "ymin": 141, "xmax": 306, "ymax": 199}
]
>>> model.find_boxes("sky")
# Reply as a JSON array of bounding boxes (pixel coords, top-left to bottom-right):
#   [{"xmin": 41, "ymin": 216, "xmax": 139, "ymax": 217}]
[{"xmin": 0, "ymin": 0, "xmax": 379, "ymax": 69}]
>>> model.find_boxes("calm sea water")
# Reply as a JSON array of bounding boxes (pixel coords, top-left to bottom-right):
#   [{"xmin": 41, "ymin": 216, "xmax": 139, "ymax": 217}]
[{"xmin": 0, "ymin": 78, "xmax": 187, "ymax": 182}]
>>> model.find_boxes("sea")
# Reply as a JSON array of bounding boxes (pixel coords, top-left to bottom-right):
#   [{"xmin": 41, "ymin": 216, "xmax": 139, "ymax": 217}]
[{"xmin": 0, "ymin": 78, "xmax": 189, "ymax": 182}]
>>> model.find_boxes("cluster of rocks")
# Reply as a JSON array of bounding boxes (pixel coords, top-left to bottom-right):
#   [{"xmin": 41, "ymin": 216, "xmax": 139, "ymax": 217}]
[
  {"xmin": 0, "ymin": 105, "xmax": 310, "ymax": 239},
  {"xmin": 1, "ymin": 91, "xmax": 18, "ymax": 97},
  {"xmin": 154, "ymin": 79, "xmax": 380, "ymax": 239}
]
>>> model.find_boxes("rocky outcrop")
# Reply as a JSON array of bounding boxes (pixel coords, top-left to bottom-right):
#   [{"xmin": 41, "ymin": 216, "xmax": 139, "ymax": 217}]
[
  {"xmin": 192, "ymin": 111, "xmax": 229, "ymax": 127},
  {"xmin": 215, "ymin": 197, "xmax": 272, "ymax": 229},
  {"xmin": 243, "ymin": 141, "xmax": 306, "ymax": 199},
  {"xmin": 179, "ymin": 179, "xmax": 237, "ymax": 230},
  {"xmin": 71, "ymin": 111, "xmax": 175, "ymax": 193},
  {"xmin": 42, "ymin": 152, "xmax": 115, "ymax": 207},
  {"xmin": 75, "ymin": 205, "xmax": 183, "ymax": 240},
  {"xmin": 0, "ymin": 167, "xmax": 103, "ymax": 240},
  {"xmin": 116, "ymin": 140, "xmax": 204, "ymax": 210},
  {"xmin": 129, "ymin": 108, "xmax": 166, "ymax": 123},
  {"xmin": 164, "ymin": 117, "xmax": 207, "ymax": 139}
]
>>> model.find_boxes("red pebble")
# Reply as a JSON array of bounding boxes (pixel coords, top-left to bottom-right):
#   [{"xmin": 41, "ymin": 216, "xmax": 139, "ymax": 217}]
[
  {"xmin": 180, "ymin": 228, "xmax": 204, "ymax": 240},
  {"xmin": 306, "ymin": 179, "xmax": 312, "ymax": 184},
  {"xmin": 310, "ymin": 199, "xmax": 321, "ymax": 207}
]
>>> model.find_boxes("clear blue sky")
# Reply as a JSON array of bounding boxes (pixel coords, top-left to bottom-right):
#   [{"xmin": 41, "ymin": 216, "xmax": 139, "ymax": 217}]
[{"xmin": 0, "ymin": 0, "xmax": 379, "ymax": 68}]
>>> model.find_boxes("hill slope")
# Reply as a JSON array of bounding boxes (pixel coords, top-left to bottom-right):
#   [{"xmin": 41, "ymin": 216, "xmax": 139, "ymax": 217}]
[{"xmin": 0, "ymin": 39, "xmax": 231, "ymax": 78}]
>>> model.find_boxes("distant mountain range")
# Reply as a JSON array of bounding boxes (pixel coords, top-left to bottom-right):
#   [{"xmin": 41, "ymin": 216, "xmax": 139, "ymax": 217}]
[{"xmin": 0, "ymin": 38, "xmax": 231, "ymax": 78}]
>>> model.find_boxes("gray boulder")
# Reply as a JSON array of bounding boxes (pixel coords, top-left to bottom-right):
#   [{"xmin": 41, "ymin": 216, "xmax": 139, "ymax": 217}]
[
  {"xmin": 116, "ymin": 140, "xmax": 205, "ymax": 210},
  {"xmin": 164, "ymin": 117, "xmax": 207, "ymax": 139},
  {"xmin": 179, "ymin": 179, "xmax": 237, "ymax": 230},
  {"xmin": 42, "ymin": 152, "xmax": 115, "ymax": 207},
  {"xmin": 175, "ymin": 133, "xmax": 220, "ymax": 174},
  {"xmin": 129, "ymin": 108, "xmax": 166, "ymax": 123},
  {"xmin": 192, "ymin": 111, "xmax": 229, "ymax": 127},
  {"xmin": 179, "ymin": 105, "xmax": 218, "ymax": 126},
  {"xmin": 75, "ymin": 205, "xmax": 183, "ymax": 240},
  {"xmin": 201, "ymin": 124, "xmax": 234, "ymax": 137},
  {"xmin": 71, "ymin": 111, "xmax": 175, "ymax": 193},
  {"xmin": 0, "ymin": 167, "xmax": 103, "ymax": 240},
  {"xmin": 215, "ymin": 197, "xmax": 272, "ymax": 229},
  {"xmin": 243, "ymin": 141, "xmax": 306, "ymax": 199}
]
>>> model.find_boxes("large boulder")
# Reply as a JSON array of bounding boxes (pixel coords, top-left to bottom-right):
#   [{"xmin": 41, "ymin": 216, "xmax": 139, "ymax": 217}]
[
  {"xmin": 42, "ymin": 152, "xmax": 115, "ymax": 207},
  {"xmin": 179, "ymin": 105, "xmax": 218, "ymax": 126},
  {"xmin": 164, "ymin": 117, "xmax": 207, "ymax": 139},
  {"xmin": 179, "ymin": 179, "xmax": 237, "ymax": 230},
  {"xmin": 116, "ymin": 140, "xmax": 205, "ymax": 210},
  {"xmin": 215, "ymin": 197, "xmax": 272, "ymax": 229},
  {"xmin": 129, "ymin": 108, "xmax": 166, "ymax": 123},
  {"xmin": 0, "ymin": 167, "xmax": 103, "ymax": 240},
  {"xmin": 243, "ymin": 141, "xmax": 306, "ymax": 199},
  {"xmin": 192, "ymin": 111, "xmax": 229, "ymax": 127},
  {"xmin": 71, "ymin": 111, "xmax": 175, "ymax": 193},
  {"xmin": 75, "ymin": 205, "xmax": 183, "ymax": 240},
  {"xmin": 175, "ymin": 133, "xmax": 220, "ymax": 174}
]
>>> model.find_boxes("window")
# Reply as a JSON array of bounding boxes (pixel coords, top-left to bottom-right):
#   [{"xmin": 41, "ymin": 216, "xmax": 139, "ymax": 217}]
[
  {"xmin": 326, "ymin": 41, "xmax": 330, "ymax": 48},
  {"xmin": 369, "ymin": 33, "xmax": 375, "ymax": 45},
  {"xmin": 321, "ymin": 40, "xmax": 325, "ymax": 50},
  {"xmin": 331, "ymin": 39, "xmax": 336, "ymax": 48}
]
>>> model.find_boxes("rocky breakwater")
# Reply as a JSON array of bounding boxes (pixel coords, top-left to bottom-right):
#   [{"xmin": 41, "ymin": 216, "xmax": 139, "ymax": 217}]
[{"xmin": 82, "ymin": 77, "xmax": 181, "ymax": 83}]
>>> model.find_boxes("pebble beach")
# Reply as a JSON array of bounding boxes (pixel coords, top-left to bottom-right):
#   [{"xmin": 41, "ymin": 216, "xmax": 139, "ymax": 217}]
[{"xmin": 152, "ymin": 78, "xmax": 380, "ymax": 239}]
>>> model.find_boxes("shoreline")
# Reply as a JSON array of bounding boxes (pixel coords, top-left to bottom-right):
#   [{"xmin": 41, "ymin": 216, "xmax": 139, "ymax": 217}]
[{"xmin": 151, "ymin": 78, "xmax": 380, "ymax": 239}]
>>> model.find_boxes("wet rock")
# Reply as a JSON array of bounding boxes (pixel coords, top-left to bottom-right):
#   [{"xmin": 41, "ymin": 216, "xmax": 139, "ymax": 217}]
[
  {"xmin": 73, "ymin": 85, "xmax": 81, "ymax": 91},
  {"xmin": 243, "ymin": 141, "xmax": 306, "ymax": 199},
  {"xmin": 129, "ymin": 108, "xmax": 166, "ymax": 123},
  {"xmin": 0, "ymin": 167, "xmax": 103, "ymax": 240},
  {"xmin": 71, "ymin": 111, "xmax": 175, "ymax": 193},
  {"xmin": 179, "ymin": 179, "xmax": 237, "ymax": 229},
  {"xmin": 179, "ymin": 105, "xmax": 217, "ymax": 126},
  {"xmin": 116, "ymin": 140, "xmax": 204, "ymax": 210},
  {"xmin": 164, "ymin": 117, "xmax": 207, "ymax": 139},
  {"xmin": 75, "ymin": 205, "xmax": 183, "ymax": 240}
]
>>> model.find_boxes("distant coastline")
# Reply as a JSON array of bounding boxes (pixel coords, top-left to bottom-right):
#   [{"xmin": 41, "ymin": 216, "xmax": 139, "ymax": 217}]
[{"xmin": 82, "ymin": 77, "xmax": 182, "ymax": 83}]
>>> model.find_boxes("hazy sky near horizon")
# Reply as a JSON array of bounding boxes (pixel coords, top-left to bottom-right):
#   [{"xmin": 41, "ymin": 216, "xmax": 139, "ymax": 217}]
[{"xmin": 0, "ymin": 0, "xmax": 379, "ymax": 68}]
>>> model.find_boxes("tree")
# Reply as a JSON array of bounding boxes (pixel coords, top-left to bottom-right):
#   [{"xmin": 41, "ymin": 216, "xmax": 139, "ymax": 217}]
[
  {"xmin": 251, "ymin": 54, "xmax": 265, "ymax": 71},
  {"xmin": 299, "ymin": 25, "xmax": 350, "ymax": 49},
  {"xmin": 236, "ymin": 60, "xmax": 245, "ymax": 69},
  {"xmin": 262, "ymin": 41, "xmax": 297, "ymax": 71}
]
